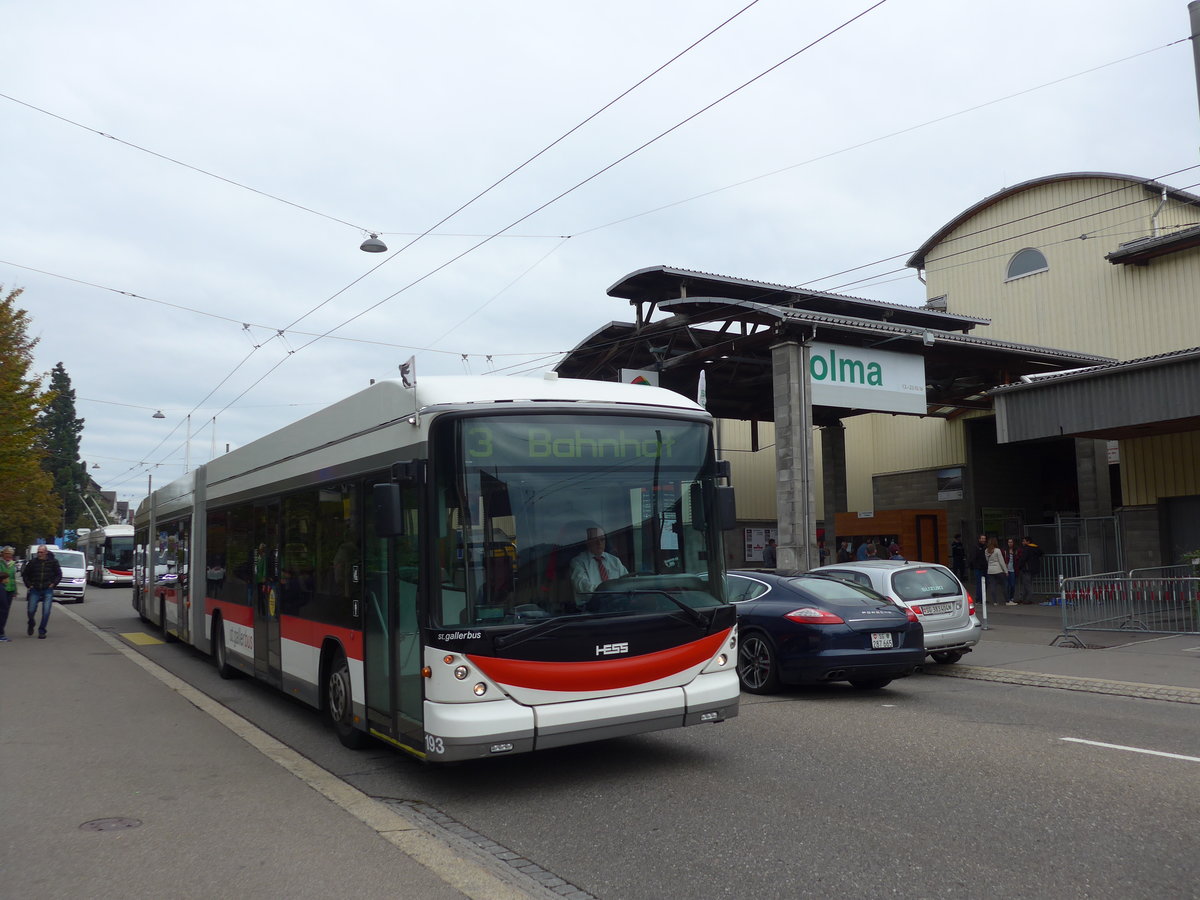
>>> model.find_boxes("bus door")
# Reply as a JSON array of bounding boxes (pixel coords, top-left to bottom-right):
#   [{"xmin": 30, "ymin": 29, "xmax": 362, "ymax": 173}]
[
  {"xmin": 253, "ymin": 501, "xmax": 283, "ymax": 688},
  {"xmin": 363, "ymin": 478, "xmax": 423, "ymax": 747}
]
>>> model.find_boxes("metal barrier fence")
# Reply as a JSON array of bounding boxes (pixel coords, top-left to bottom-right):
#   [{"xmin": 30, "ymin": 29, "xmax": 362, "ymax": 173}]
[
  {"xmin": 1054, "ymin": 573, "xmax": 1200, "ymax": 647},
  {"xmin": 1039, "ymin": 553, "xmax": 1091, "ymax": 596}
]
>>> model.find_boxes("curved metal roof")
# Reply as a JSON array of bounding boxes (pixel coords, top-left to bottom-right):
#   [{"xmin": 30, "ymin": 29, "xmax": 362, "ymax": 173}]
[
  {"xmin": 906, "ymin": 172, "xmax": 1200, "ymax": 270},
  {"xmin": 607, "ymin": 264, "xmax": 987, "ymax": 332}
]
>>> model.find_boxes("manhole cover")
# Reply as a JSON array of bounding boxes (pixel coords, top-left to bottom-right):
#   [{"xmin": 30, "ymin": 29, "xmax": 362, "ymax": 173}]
[{"xmin": 80, "ymin": 817, "xmax": 143, "ymax": 831}]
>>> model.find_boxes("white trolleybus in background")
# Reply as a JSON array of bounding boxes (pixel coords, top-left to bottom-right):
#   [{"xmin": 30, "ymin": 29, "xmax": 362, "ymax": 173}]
[
  {"xmin": 133, "ymin": 374, "xmax": 740, "ymax": 763},
  {"xmin": 80, "ymin": 523, "xmax": 136, "ymax": 587}
]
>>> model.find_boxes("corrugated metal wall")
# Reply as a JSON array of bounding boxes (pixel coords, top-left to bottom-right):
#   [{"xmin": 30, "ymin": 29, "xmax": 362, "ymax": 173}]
[
  {"xmin": 924, "ymin": 177, "xmax": 1200, "ymax": 361},
  {"xmin": 842, "ymin": 409, "xmax": 975, "ymax": 511},
  {"xmin": 717, "ymin": 418, "xmax": 786, "ymax": 521},
  {"xmin": 1120, "ymin": 430, "xmax": 1200, "ymax": 506}
]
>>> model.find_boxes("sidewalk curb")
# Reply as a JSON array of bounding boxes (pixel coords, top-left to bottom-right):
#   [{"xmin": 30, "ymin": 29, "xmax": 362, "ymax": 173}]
[
  {"xmin": 926, "ymin": 662, "xmax": 1200, "ymax": 705},
  {"xmin": 56, "ymin": 604, "xmax": 559, "ymax": 900}
]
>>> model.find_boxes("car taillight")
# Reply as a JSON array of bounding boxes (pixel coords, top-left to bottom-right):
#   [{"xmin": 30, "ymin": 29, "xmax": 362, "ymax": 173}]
[
  {"xmin": 903, "ymin": 607, "xmax": 919, "ymax": 624},
  {"xmin": 785, "ymin": 607, "xmax": 845, "ymax": 625},
  {"xmin": 966, "ymin": 592, "xmax": 976, "ymax": 615}
]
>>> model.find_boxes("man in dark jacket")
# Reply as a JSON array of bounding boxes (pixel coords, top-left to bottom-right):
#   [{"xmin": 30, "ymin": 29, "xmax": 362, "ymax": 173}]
[
  {"xmin": 968, "ymin": 534, "xmax": 988, "ymax": 602},
  {"xmin": 1015, "ymin": 537, "xmax": 1043, "ymax": 604},
  {"xmin": 23, "ymin": 545, "xmax": 61, "ymax": 638}
]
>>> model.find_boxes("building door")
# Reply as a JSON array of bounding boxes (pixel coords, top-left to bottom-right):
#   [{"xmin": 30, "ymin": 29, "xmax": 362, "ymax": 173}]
[{"xmin": 915, "ymin": 514, "xmax": 939, "ymax": 564}]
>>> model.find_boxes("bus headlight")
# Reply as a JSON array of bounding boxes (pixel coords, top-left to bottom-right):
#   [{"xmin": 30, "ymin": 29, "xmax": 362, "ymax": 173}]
[
  {"xmin": 716, "ymin": 654, "xmax": 728, "ymax": 667},
  {"xmin": 453, "ymin": 665, "xmax": 469, "ymax": 680},
  {"xmin": 473, "ymin": 683, "xmax": 488, "ymax": 696}
]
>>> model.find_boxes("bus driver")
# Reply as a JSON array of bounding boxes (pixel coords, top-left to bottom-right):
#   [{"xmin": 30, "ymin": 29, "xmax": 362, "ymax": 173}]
[{"xmin": 568, "ymin": 525, "xmax": 628, "ymax": 604}]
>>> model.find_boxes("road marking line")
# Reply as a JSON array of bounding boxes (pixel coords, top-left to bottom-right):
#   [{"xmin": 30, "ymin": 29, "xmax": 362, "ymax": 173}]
[
  {"xmin": 1060, "ymin": 737, "xmax": 1200, "ymax": 763},
  {"xmin": 121, "ymin": 632, "xmax": 164, "ymax": 645}
]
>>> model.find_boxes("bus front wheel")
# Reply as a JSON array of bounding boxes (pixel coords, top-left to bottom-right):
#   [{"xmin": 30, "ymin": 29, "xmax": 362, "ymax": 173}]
[{"xmin": 326, "ymin": 650, "xmax": 368, "ymax": 749}]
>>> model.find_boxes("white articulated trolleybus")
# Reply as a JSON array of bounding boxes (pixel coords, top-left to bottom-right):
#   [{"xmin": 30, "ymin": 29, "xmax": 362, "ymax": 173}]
[
  {"xmin": 80, "ymin": 523, "xmax": 136, "ymax": 586},
  {"xmin": 133, "ymin": 374, "xmax": 740, "ymax": 762}
]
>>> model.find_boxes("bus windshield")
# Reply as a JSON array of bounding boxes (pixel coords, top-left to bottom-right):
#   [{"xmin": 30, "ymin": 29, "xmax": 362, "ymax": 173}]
[
  {"xmin": 105, "ymin": 537, "xmax": 135, "ymax": 569},
  {"xmin": 433, "ymin": 413, "xmax": 727, "ymax": 628}
]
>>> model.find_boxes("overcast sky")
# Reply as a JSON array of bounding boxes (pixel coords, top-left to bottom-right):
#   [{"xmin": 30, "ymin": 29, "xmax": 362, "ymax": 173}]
[{"xmin": 4, "ymin": 0, "xmax": 1198, "ymax": 507}]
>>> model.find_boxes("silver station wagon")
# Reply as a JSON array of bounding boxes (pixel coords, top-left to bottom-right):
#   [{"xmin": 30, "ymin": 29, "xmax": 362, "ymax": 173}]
[{"xmin": 811, "ymin": 560, "xmax": 981, "ymax": 664}]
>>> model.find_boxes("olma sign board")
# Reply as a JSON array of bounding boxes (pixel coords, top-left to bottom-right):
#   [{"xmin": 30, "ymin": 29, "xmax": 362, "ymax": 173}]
[{"xmin": 808, "ymin": 342, "xmax": 926, "ymax": 414}]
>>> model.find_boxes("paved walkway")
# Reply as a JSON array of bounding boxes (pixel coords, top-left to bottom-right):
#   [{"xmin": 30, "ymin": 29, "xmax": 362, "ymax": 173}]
[{"xmin": 927, "ymin": 600, "xmax": 1200, "ymax": 704}]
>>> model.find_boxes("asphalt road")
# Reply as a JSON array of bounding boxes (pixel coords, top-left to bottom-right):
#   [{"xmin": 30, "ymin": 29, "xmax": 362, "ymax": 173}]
[{"xmin": 79, "ymin": 590, "xmax": 1200, "ymax": 900}]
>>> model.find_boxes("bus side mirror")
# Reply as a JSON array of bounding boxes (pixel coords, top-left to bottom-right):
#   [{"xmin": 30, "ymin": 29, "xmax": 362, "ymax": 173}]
[
  {"xmin": 373, "ymin": 483, "xmax": 406, "ymax": 537},
  {"xmin": 716, "ymin": 486, "xmax": 736, "ymax": 531}
]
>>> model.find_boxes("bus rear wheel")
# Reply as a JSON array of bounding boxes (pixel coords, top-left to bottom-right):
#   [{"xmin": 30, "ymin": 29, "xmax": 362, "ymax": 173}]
[
  {"xmin": 326, "ymin": 650, "xmax": 368, "ymax": 749},
  {"xmin": 212, "ymin": 617, "xmax": 236, "ymax": 679}
]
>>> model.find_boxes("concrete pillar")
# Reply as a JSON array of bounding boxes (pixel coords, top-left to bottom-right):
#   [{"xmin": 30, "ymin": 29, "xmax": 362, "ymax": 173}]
[
  {"xmin": 771, "ymin": 340, "xmax": 819, "ymax": 571},
  {"xmin": 821, "ymin": 422, "xmax": 848, "ymax": 528},
  {"xmin": 1075, "ymin": 438, "xmax": 1113, "ymax": 517}
]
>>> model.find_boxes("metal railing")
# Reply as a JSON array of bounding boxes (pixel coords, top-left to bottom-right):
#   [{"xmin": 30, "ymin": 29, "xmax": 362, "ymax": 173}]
[
  {"xmin": 1039, "ymin": 553, "xmax": 1091, "ymax": 596},
  {"xmin": 1053, "ymin": 572, "xmax": 1200, "ymax": 647}
]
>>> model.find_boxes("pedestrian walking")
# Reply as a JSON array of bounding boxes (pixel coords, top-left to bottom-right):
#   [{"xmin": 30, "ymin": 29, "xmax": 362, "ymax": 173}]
[
  {"xmin": 985, "ymin": 537, "xmax": 1010, "ymax": 607},
  {"xmin": 968, "ymin": 533, "xmax": 988, "ymax": 603},
  {"xmin": 22, "ymin": 544, "xmax": 61, "ymax": 638},
  {"xmin": 950, "ymin": 534, "xmax": 966, "ymax": 580},
  {"xmin": 1004, "ymin": 537, "xmax": 1018, "ymax": 602},
  {"xmin": 762, "ymin": 538, "xmax": 777, "ymax": 568},
  {"xmin": 1015, "ymin": 536, "xmax": 1043, "ymax": 604},
  {"xmin": 0, "ymin": 546, "xmax": 17, "ymax": 641},
  {"xmin": 836, "ymin": 540, "xmax": 853, "ymax": 563}
]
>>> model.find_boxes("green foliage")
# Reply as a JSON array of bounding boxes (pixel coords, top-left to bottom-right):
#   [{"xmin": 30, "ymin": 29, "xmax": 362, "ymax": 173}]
[
  {"xmin": 38, "ymin": 360, "xmax": 86, "ymax": 524},
  {"xmin": 0, "ymin": 287, "xmax": 62, "ymax": 544}
]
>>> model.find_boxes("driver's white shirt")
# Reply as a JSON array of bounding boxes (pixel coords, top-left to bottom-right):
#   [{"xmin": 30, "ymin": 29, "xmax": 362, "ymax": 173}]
[{"xmin": 568, "ymin": 551, "xmax": 628, "ymax": 599}]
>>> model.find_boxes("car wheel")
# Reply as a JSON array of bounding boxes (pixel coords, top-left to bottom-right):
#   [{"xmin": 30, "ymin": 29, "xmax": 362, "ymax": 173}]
[
  {"xmin": 737, "ymin": 633, "xmax": 781, "ymax": 694},
  {"xmin": 326, "ymin": 650, "xmax": 369, "ymax": 749},
  {"xmin": 212, "ymin": 617, "xmax": 236, "ymax": 679},
  {"xmin": 930, "ymin": 650, "xmax": 963, "ymax": 664},
  {"xmin": 849, "ymin": 678, "xmax": 892, "ymax": 690}
]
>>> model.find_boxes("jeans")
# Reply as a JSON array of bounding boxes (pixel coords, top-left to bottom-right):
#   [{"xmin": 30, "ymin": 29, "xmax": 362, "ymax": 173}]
[
  {"xmin": 1015, "ymin": 570, "xmax": 1036, "ymax": 604},
  {"xmin": 0, "ymin": 587, "xmax": 12, "ymax": 636},
  {"xmin": 987, "ymin": 573, "xmax": 1008, "ymax": 607},
  {"xmin": 27, "ymin": 587, "xmax": 54, "ymax": 635}
]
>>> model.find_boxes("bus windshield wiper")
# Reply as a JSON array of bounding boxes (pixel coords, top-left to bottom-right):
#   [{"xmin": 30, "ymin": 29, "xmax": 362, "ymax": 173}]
[
  {"xmin": 493, "ymin": 611, "xmax": 621, "ymax": 651},
  {"xmin": 586, "ymin": 589, "xmax": 710, "ymax": 628}
]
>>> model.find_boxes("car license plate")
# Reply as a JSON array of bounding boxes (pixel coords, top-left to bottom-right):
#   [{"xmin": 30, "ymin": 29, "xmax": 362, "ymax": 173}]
[
  {"xmin": 923, "ymin": 602, "xmax": 955, "ymax": 615},
  {"xmin": 871, "ymin": 632, "xmax": 894, "ymax": 649}
]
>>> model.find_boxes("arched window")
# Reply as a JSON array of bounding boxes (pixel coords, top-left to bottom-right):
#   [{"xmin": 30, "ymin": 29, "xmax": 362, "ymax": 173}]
[{"xmin": 1006, "ymin": 248, "xmax": 1048, "ymax": 281}]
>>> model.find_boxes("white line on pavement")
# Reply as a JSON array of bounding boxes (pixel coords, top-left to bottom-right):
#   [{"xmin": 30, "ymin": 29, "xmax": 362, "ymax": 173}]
[{"xmin": 1060, "ymin": 737, "xmax": 1200, "ymax": 763}]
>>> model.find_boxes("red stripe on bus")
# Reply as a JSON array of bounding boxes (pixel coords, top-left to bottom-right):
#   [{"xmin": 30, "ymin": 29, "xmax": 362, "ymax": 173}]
[
  {"xmin": 204, "ymin": 598, "xmax": 254, "ymax": 627},
  {"xmin": 466, "ymin": 628, "xmax": 732, "ymax": 692},
  {"xmin": 109, "ymin": 569, "xmax": 133, "ymax": 576},
  {"xmin": 279, "ymin": 616, "xmax": 364, "ymax": 662}
]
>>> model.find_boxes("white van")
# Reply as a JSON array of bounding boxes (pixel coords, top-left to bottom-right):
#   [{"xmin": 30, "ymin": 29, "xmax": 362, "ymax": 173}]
[{"xmin": 27, "ymin": 545, "xmax": 89, "ymax": 603}]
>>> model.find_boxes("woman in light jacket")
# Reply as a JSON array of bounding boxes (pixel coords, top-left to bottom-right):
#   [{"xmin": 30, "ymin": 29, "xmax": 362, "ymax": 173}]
[{"xmin": 985, "ymin": 537, "xmax": 1009, "ymax": 609}]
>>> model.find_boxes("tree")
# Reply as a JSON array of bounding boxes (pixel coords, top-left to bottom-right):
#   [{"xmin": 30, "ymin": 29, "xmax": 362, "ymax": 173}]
[
  {"xmin": 38, "ymin": 361, "xmax": 87, "ymax": 528},
  {"xmin": 0, "ymin": 287, "xmax": 60, "ymax": 545}
]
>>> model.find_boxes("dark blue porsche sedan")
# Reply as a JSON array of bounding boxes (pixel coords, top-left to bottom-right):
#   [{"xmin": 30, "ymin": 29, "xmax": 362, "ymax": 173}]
[{"xmin": 729, "ymin": 570, "xmax": 925, "ymax": 694}]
